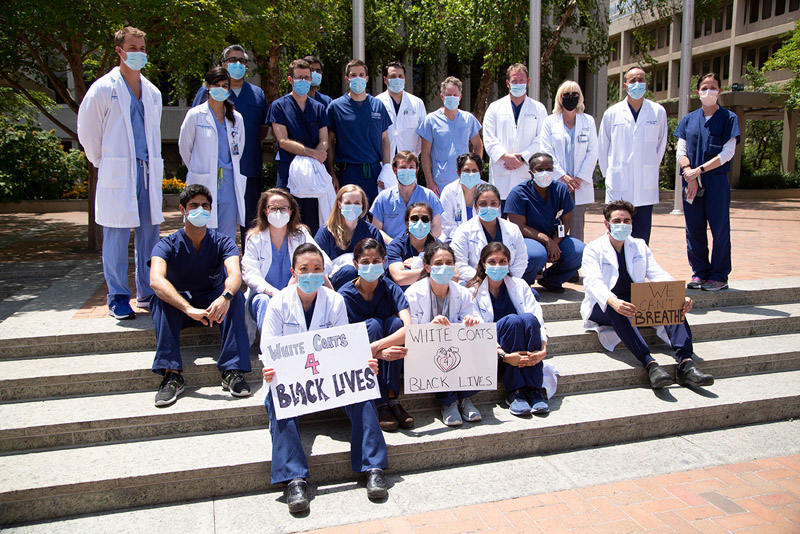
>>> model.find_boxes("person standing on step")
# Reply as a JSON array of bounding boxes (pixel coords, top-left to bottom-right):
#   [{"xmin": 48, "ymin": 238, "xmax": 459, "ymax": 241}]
[
  {"xmin": 581, "ymin": 200, "xmax": 714, "ymax": 389},
  {"xmin": 376, "ymin": 60, "xmax": 427, "ymax": 157},
  {"xmin": 304, "ymin": 55, "xmax": 333, "ymax": 108}
]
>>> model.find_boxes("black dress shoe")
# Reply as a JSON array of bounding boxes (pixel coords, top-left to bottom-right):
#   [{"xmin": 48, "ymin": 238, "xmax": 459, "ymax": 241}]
[
  {"xmin": 286, "ymin": 479, "xmax": 309, "ymax": 513},
  {"xmin": 538, "ymin": 278, "xmax": 565, "ymax": 293},
  {"xmin": 648, "ymin": 364, "xmax": 674, "ymax": 389},
  {"xmin": 366, "ymin": 468, "xmax": 387, "ymax": 499},
  {"xmin": 677, "ymin": 363, "xmax": 714, "ymax": 387}
]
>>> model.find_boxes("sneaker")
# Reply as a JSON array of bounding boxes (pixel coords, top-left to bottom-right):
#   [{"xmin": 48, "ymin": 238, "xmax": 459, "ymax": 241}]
[
  {"xmin": 505, "ymin": 389, "xmax": 532, "ymax": 416},
  {"xmin": 155, "ymin": 371, "xmax": 185, "ymax": 407},
  {"xmin": 686, "ymin": 277, "xmax": 706, "ymax": 290},
  {"xmin": 108, "ymin": 297, "xmax": 136, "ymax": 320},
  {"xmin": 135, "ymin": 297, "xmax": 152, "ymax": 310},
  {"xmin": 221, "ymin": 370, "xmax": 251, "ymax": 397},
  {"xmin": 529, "ymin": 388, "xmax": 550, "ymax": 414},
  {"xmin": 701, "ymin": 280, "xmax": 728, "ymax": 291},
  {"xmin": 459, "ymin": 397, "xmax": 482, "ymax": 422},
  {"xmin": 441, "ymin": 401, "xmax": 463, "ymax": 426}
]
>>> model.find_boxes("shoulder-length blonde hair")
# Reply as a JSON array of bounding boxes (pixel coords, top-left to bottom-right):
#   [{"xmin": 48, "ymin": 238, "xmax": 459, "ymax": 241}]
[
  {"xmin": 246, "ymin": 188, "xmax": 306, "ymax": 240},
  {"xmin": 325, "ymin": 184, "xmax": 368, "ymax": 251},
  {"xmin": 552, "ymin": 80, "xmax": 585, "ymax": 114}
]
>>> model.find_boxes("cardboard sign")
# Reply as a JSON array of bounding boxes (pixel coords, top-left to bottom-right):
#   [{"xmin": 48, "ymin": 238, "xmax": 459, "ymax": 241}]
[
  {"xmin": 404, "ymin": 323, "xmax": 498, "ymax": 394},
  {"xmin": 260, "ymin": 322, "xmax": 379, "ymax": 420},
  {"xmin": 631, "ymin": 281, "xmax": 686, "ymax": 327}
]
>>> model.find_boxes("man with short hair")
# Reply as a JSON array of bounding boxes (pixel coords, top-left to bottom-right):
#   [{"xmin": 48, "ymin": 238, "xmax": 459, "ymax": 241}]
[
  {"xmin": 376, "ymin": 60, "xmax": 426, "ymax": 157},
  {"xmin": 77, "ymin": 26, "xmax": 164, "ymax": 320},
  {"xmin": 418, "ymin": 76, "xmax": 483, "ymax": 196},
  {"xmin": 149, "ymin": 184, "xmax": 251, "ymax": 407},
  {"xmin": 303, "ymin": 55, "xmax": 333, "ymax": 108},
  {"xmin": 192, "ymin": 45, "xmax": 268, "ymax": 243},
  {"xmin": 598, "ymin": 67, "xmax": 667, "ymax": 244}
]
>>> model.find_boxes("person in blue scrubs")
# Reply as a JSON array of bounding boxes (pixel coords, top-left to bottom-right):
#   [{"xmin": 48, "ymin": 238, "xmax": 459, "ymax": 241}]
[
  {"xmin": 149, "ymin": 184, "xmax": 251, "ymax": 407},
  {"xmin": 674, "ymin": 72, "xmax": 740, "ymax": 292},
  {"xmin": 386, "ymin": 202, "xmax": 438, "ymax": 289},
  {"xmin": 304, "ymin": 55, "xmax": 333, "ymax": 108},
  {"xmin": 192, "ymin": 45, "xmax": 268, "ymax": 244},
  {"xmin": 326, "ymin": 59, "xmax": 393, "ymax": 205},
  {"xmin": 466, "ymin": 242, "xmax": 550, "ymax": 415},
  {"xmin": 269, "ymin": 58, "xmax": 330, "ymax": 237},
  {"xmin": 370, "ymin": 150, "xmax": 443, "ymax": 240},
  {"xmin": 339, "ymin": 238, "xmax": 414, "ymax": 431},
  {"xmin": 315, "ymin": 184, "xmax": 386, "ymax": 290},
  {"xmin": 418, "ymin": 76, "xmax": 483, "ymax": 196},
  {"xmin": 505, "ymin": 153, "xmax": 585, "ymax": 292}
]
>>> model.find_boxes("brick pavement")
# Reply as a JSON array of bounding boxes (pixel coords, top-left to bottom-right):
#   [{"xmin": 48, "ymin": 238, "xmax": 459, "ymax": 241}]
[{"xmin": 305, "ymin": 454, "xmax": 800, "ymax": 533}]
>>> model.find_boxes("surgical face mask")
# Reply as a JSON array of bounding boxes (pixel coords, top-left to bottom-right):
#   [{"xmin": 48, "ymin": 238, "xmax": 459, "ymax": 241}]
[
  {"xmin": 267, "ymin": 211, "xmax": 290, "ymax": 228},
  {"xmin": 311, "ymin": 71, "xmax": 322, "ymax": 86},
  {"xmin": 699, "ymin": 89, "xmax": 719, "ymax": 106},
  {"xmin": 349, "ymin": 77, "xmax": 367, "ymax": 94},
  {"xmin": 509, "ymin": 83, "xmax": 527, "ymax": 98},
  {"xmin": 209, "ymin": 87, "xmax": 230, "ymax": 102},
  {"xmin": 396, "ymin": 168, "xmax": 417, "ymax": 186},
  {"xmin": 443, "ymin": 95, "xmax": 460, "ymax": 110},
  {"xmin": 626, "ymin": 81, "xmax": 646, "ymax": 100},
  {"xmin": 340, "ymin": 203, "xmax": 362, "ymax": 222},
  {"xmin": 485, "ymin": 265, "xmax": 509, "ymax": 282},
  {"xmin": 532, "ymin": 170, "xmax": 554, "ymax": 188},
  {"xmin": 429, "ymin": 265, "xmax": 456, "ymax": 285},
  {"xmin": 459, "ymin": 171, "xmax": 482, "ymax": 189},
  {"xmin": 296, "ymin": 273, "xmax": 325, "ymax": 294},
  {"xmin": 227, "ymin": 62, "xmax": 246, "ymax": 80},
  {"xmin": 293, "ymin": 79, "xmax": 311, "ymax": 96},
  {"xmin": 408, "ymin": 220, "xmax": 431, "ymax": 240},
  {"xmin": 186, "ymin": 206, "xmax": 211, "ymax": 227},
  {"xmin": 478, "ymin": 206, "xmax": 501, "ymax": 223},
  {"xmin": 561, "ymin": 94, "xmax": 580, "ymax": 111},
  {"xmin": 608, "ymin": 223, "xmax": 632, "ymax": 241},
  {"xmin": 387, "ymin": 78, "xmax": 405, "ymax": 93},
  {"xmin": 358, "ymin": 263, "xmax": 384, "ymax": 282},
  {"xmin": 122, "ymin": 51, "xmax": 147, "ymax": 71}
]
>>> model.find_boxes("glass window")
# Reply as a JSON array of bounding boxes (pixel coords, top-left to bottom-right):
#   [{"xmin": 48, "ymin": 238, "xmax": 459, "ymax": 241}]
[
  {"xmin": 772, "ymin": 42, "xmax": 782, "ymax": 56},
  {"xmin": 695, "ymin": 19, "xmax": 703, "ymax": 38},
  {"xmin": 723, "ymin": 54, "xmax": 731, "ymax": 79},
  {"xmin": 790, "ymin": 0, "xmax": 799, "ymax": 11},
  {"xmin": 702, "ymin": 58, "xmax": 711, "ymax": 73},
  {"xmin": 705, "ymin": 18, "xmax": 713, "ymax": 35},
  {"xmin": 713, "ymin": 56, "xmax": 722, "ymax": 76},
  {"xmin": 743, "ymin": 48, "xmax": 756, "ymax": 74},
  {"xmin": 656, "ymin": 70, "xmax": 662, "ymax": 92},
  {"xmin": 758, "ymin": 45, "xmax": 770, "ymax": 67},
  {"xmin": 726, "ymin": 4, "xmax": 734, "ymax": 28},
  {"xmin": 693, "ymin": 61, "xmax": 701, "ymax": 76},
  {"xmin": 715, "ymin": 15, "xmax": 724, "ymax": 32},
  {"xmin": 658, "ymin": 26, "xmax": 665, "ymax": 48},
  {"xmin": 762, "ymin": 0, "xmax": 772, "ymax": 18},
  {"xmin": 776, "ymin": 0, "xmax": 786, "ymax": 14},
  {"xmin": 750, "ymin": 0, "xmax": 760, "ymax": 22}
]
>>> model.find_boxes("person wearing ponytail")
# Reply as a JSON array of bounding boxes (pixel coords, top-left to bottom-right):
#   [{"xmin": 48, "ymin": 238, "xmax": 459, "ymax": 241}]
[{"xmin": 673, "ymin": 73, "xmax": 740, "ymax": 292}]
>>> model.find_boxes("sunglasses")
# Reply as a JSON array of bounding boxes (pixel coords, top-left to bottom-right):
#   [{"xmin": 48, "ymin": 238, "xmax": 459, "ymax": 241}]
[{"xmin": 409, "ymin": 215, "xmax": 431, "ymax": 223}]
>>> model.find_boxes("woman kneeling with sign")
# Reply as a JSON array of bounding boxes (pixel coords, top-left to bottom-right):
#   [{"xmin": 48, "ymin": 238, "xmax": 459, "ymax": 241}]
[{"xmin": 261, "ymin": 244, "xmax": 387, "ymax": 513}]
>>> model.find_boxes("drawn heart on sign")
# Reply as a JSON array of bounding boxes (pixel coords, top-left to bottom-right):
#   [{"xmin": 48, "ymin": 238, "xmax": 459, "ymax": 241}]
[{"xmin": 434, "ymin": 347, "xmax": 461, "ymax": 373}]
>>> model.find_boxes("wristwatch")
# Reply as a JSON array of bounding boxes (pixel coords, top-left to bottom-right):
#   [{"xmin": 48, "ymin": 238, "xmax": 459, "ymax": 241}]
[
  {"xmin": 498, "ymin": 349, "xmax": 506, "ymax": 361},
  {"xmin": 700, "ymin": 164, "xmax": 706, "ymax": 173},
  {"xmin": 222, "ymin": 291, "xmax": 233, "ymax": 301}
]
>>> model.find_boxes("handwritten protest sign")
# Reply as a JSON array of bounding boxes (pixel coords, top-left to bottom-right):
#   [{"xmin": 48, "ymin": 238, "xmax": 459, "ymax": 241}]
[
  {"xmin": 631, "ymin": 281, "xmax": 686, "ymax": 327},
  {"xmin": 260, "ymin": 322, "xmax": 379, "ymax": 420},
  {"xmin": 404, "ymin": 323, "xmax": 498, "ymax": 394}
]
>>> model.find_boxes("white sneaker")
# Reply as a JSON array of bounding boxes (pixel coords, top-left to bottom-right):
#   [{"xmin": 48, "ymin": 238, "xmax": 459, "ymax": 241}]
[
  {"xmin": 441, "ymin": 401, "xmax": 463, "ymax": 426},
  {"xmin": 459, "ymin": 398, "xmax": 482, "ymax": 422}
]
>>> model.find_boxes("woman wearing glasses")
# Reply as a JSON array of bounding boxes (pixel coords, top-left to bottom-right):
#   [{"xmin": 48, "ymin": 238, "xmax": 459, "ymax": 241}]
[
  {"xmin": 439, "ymin": 152, "xmax": 486, "ymax": 241},
  {"xmin": 386, "ymin": 202, "xmax": 441, "ymax": 289}
]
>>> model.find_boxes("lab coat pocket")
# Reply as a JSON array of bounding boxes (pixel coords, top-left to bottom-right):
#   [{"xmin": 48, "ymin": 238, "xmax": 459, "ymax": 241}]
[
  {"xmin": 97, "ymin": 157, "xmax": 128, "ymax": 188},
  {"xmin": 149, "ymin": 157, "xmax": 164, "ymax": 187},
  {"xmin": 606, "ymin": 166, "xmax": 629, "ymax": 193},
  {"xmin": 645, "ymin": 124, "xmax": 660, "ymax": 143},
  {"xmin": 186, "ymin": 170, "xmax": 215, "ymax": 190},
  {"xmin": 642, "ymin": 164, "xmax": 659, "ymax": 189}
]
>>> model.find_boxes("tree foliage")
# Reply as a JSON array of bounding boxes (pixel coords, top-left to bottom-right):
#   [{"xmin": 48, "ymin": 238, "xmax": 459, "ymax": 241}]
[{"xmin": 763, "ymin": 19, "xmax": 800, "ymax": 111}]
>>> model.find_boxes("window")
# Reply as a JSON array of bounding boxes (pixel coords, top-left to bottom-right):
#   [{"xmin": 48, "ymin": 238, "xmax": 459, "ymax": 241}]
[
  {"xmin": 759, "ymin": 45, "xmax": 770, "ymax": 67},
  {"xmin": 656, "ymin": 70, "xmax": 663, "ymax": 92},
  {"xmin": 611, "ymin": 43, "xmax": 619, "ymax": 62},
  {"xmin": 726, "ymin": 4, "xmax": 734, "ymax": 28},
  {"xmin": 776, "ymin": 0, "xmax": 786, "ymax": 15},
  {"xmin": 693, "ymin": 61, "xmax": 701, "ymax": 76},
  {"xmin": 715, "ymin": 15, "xmax": 724, "ymax": 32},
  {"xmin": 705, "ymin": 18, "xmax": 713, "ymax": 35},
  {"xmin": 743, "ymin": 48, "xmax": 756, "ymax": 74},
  {"xmin": 750, "ymin": 0, "xmax": 760, "ymax": 22},
  {"xmin": 713, "ymin": 56, "xmax": 722, "ymax": 76},
  {"xmin": 772, "ymin": 42, "xmax": 782, "ymax": 56},
  {"xmin": 723, "ymin": 54, "xmax": 730, "ymax": 79},
  {"xmin": 695, "ymin": 19, "xmax": 703, "ymax": 38},
  {"xmin": 664, "ymin": 69, "xmax": 669, "ymax": 91},
  {"xmin": 658, "ymin": 26, "xmax": 666, "ymax": 49},
  {"xmin": 790, "ymin": 0, "xmax": 799, "ymax": 11},
  {"xmin": 702, "ymin": 58, "xmax": 711, "ymax": 73},
  {"xmin": 762, "ymin": 0, "xmax": 772, "ymax": 18}
]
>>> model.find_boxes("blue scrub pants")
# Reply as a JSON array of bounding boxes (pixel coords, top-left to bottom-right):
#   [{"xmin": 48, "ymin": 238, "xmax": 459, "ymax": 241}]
[
  {"xmin": 240, "ymin": 175, "xmax": 263, "ymax": 248},
  {"xmin": 103, "ymin": 159, "xmax": 160, "ymax": 306},
  {"xmin": 339, "ymin": 161, "xmax": 382, "ymax": 206},
  {"xmin": 248, "ymin": 292, "xmax": 271, "ymax": 331},
  {"xmin": 331, "ymin": 266, "xmax": 358, "ymax": 291},
  {"xmin": 522, "ymin": 236, "xmax": 585, "ymax": 288},
  {"xmin": 264, "ymin": 389, "xmax": 388, "ymax": 484},
  {"xmin": 150, "ymin": 289, "xmax": 251, "ymax": 374},
  {"xmin": 683, "ymin": 173, "xmax": 731, "ymax": 283},
  {"xmin": 632, "ymin": 204, "xmax": 653, "ymax": 245},
  {"xmin": 588, "ymin": 303, "xmax": 693, "ymax": 367},
  {"xmin": 216, "ymin": 167, "xmax": 238, "ymax": 243},
  {"xmin": 365, "ymin": 316, "xmax": 405, "ymax": 405},
  {"xmin": 497, "ymin": 313, "xmax": 544, "ymax": 392}
]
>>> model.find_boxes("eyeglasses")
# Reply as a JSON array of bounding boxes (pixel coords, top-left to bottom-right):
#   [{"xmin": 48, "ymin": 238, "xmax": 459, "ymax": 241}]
[
  {"xmin": 267, "ymin": 206, "xmax": 291, "ymax": 214},
  {"xmin": 310, "ymin": 67, "xmax": 323, "ymax": 73},
  {"xmin": 409, "ymin": 215, "xmax": 431, "ymax": 223},
  {"xmin": 292, "ymin": 76, "xmax": 312, "ymax": 82},
  {"xmin": 563, "ymin": 92, "xmax": 580, "ymax": 98},
  {"xmin": 225, "ymin": 57, "xmax": 246, "ymax": 64}
]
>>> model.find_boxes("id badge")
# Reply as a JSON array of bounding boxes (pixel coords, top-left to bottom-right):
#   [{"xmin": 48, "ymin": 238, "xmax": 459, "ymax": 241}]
[
  {"xmin": 231, "ymin": 141, "xmax": 240, "ymax": 156},
  {"xmin": 578, "ymin": 133, "xmax": 589, "ymax": 143},
  {"xmin": 558, "ymin": 224, "xmax": 565, "ymax": 238}
]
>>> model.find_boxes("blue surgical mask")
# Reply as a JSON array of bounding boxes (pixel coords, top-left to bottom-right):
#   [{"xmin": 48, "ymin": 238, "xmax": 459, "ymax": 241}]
[
  {"xmin": 408, "ymin": 220, "xmax": 431, "ymax": 240},
  {"xmin": 443, "ymin": 95, "xmax": 460, "ymax": 110},
  {"xmin": 293, "ymin": 79, "xmax": 311, "ymax": 96},
  {"xmin": 626, "ymin": 81, "xmax": 646, "ymax": 100},
  {"xmin": 209, "ymin": 87, "xmax": 230, "ymax": 102},
  {"xmin": 297, "ymin": 273, "xmax": 325, "ymax": 294},
  {"xmin": 387, "ymin": 78, "xmax": 405, "ymax": 93},
  {"xmin": 430, "ymin": 265, "xmax": 456, "ymax": 285},
  {"xmin": 509, "ymin": 83, "xmax": 527, "ymax": 97},
  {"xmin": 227, "ymin": 62, "xmax": 246, "ymax": 80},
  {"xmin": 485, "ymin": 265, "xmax": 509, "ymax": 282},
  {"xmin": 478, "ymin": 206, "xmax": 501, "ymax": 223},
  {"xmin": 396, "ymin": 168, "xmax": 417, "ymax": 186},
  {"xmin": 186, "ymin": 206, "xmax": 211, "ymax": 227},
  {"xmin": 349, "ymin": 77, "xmax": 367, "ymax": 94},
  {"xmin": 608, "ymin": 223, "xmax": 632, "ymax": 241},
  {"xmin": 532, "ymin": 170, "xmax": 554, "ymax": 188},
  {"xmin": 311, "ymin": 71, "xmax": 322, "ymax": 86},
  {"xmin": 460, "ymin": 171, "xmax": 482, "ymax": 189},
  {"xmin": 122, "ymin": 51, "xmax": 147, "ymax": 71},
  {"xmin": 358, "ymin": 263, "xmax": 384, "ymax": 282},
  {"xmin": 340, "ymin": 203, "xmax": 362, "ymax": 222}
]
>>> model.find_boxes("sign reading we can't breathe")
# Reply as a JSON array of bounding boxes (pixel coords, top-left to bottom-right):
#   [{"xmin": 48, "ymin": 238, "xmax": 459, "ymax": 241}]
[
  {"xmin": 631, "ymin": 281, "xmax": 687, "ymax": 327},
  {"xmin": 260, "ymin": 322, "xmax": 379, "ymax": 420}
]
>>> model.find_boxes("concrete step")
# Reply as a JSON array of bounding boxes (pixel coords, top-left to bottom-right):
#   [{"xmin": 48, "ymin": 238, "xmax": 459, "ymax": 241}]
[{"xmin": 2, "ymin": 369, "xmax": 799, "ymax": 525}]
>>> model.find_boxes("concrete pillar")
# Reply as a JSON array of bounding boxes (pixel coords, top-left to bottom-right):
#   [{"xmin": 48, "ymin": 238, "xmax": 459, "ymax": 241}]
[
  {"xmin": 461, "ymin": 64, "xmax": 472, "ymax": 112},
  {"xmin": 404, "ymin": 49, "xmax": 413, "ymax": 94},
  {"xmin": 618, "ymin": 30, "xmax": 631, "ymax": 100},
  {"xmin": 729, "ymin": 0, "xmax": 744, "ymax": 85},
  {"xmin": 731, "ymin": 105, "xmax": 746, "ymax": 187},
  {"xmin": 782, "ymin": 110, "xmax": 798, "ymax": 173}
]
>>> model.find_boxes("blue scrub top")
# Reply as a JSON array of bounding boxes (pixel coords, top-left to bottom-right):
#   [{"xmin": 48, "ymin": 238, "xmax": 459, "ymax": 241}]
[
  {"xmin": 124, "ymin": 80, "xmax": 148, "ymax": 161},
  {"xmin": 386, "ymin": 232, "xmax": 436, "ymax": 288},
  {"xmin": 268, "ymin": 93, "xmax": 329, "ymax": 168},
  {"xmin": 369, "ymin": 185, "xmax": 444, "ymax": 239},
  {"xmin": 312, "ymin": 91, "xmax": 332, "ymax": 109},
  {"xmin": 674, "ymin": 107, "xmax": 740, "ymax": 176},
  {"xmin": 303, "ymin": 296, "xmax": 317, "ymax": 328},
  {"xmin": 192, "ymin": 82, "xmax": 268, "ymax": 178},
  {"xmin": 314, "ymin": 218, "xmax": 386, "ymax": 260},
  {"xmin": 265, "ymin": 236, "xmax": 291, "ymax": 290},
  {"xmin": 151, "ymin": 228, "xmax": 239, "ymax": 294},
  {"xmin": 490, "ymin": 283, "xmax": 517, "ymax": 322},
  {"xmin": 214, "ymin": 115, "xmax": 233, "ymax": 170},
  {"xmin": 611, "ymin": 247, "xmax": 633, "ymax": 302},
  {"xmin": 327, "ymin": 94, "xmax": 392, "ymax": 165},
  {"xmin": 339, "ymin": 276, "xmax": 409, "ymax": 322},
  {"xmin": 482, "ymin": 222, "xmax": 503, "ymax": 244},
  {"xmin": 504, "ymin": 180, "xmax": 574, "ymax": 236},
  {"xmin": 417, "ymin": 109, "xmax": 481, "ymax": 188}
]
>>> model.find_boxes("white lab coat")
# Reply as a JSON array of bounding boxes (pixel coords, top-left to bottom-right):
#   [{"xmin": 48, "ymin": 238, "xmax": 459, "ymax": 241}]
[
  {"xmin": 598, "ymin": 99, "xmax": 668, "ymax": 207},
  {"xmin": 580, "ymin": 234, "xmax": 673, "ymax": 351},
  {"xmin": 77, "ymin": 67, "xmax": 165, "ymax": 228},
  {"xmin": 405, "ymin": 278, "xmax": 481, "ymax": 325},
  {"xmin": 450, "ymin": 216, "xmax": 528, "ymax": 281},
  {"xmin": 439, "ymin": 180, "xmax": 475, "ymax": 241},
  {"xmin": 472, "ymin": 276, "xmax": 547, "ymax": 341},
  {"xmin": 376, "ymin": 90, "xmax": 427, "ymax": 156},
  {"xmin": 288, "ymin": 156, "xmax": 337, "ymax": 229},
  {"xmin": 262, "ymin": 285, "xmax": 348, "ymax": 337},
  {"xmin": 540, "ymin": 113, "xmax": 599, "ymax": 206},
  {"xmin": 178, "ymin": 102, "xmax": 247, "ymax": 228},
  {"xmin": 483, "ymin": 95, "xmax": 548, "ymax": 199}
]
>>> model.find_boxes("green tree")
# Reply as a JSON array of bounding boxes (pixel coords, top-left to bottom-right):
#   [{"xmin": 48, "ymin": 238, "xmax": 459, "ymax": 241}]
[
  {"xmin": 742, "ymin": 64, "xmax": 784, "ymax": 173},
  {"xmin": 763, "ymin": 18, "xmax": 800, "ymax": 111}
]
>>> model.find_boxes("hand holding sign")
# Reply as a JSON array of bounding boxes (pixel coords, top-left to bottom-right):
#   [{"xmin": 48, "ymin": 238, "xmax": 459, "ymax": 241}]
[{"xmin": 631, "ymin": 281, "xmax": 687, "ymax": 327}]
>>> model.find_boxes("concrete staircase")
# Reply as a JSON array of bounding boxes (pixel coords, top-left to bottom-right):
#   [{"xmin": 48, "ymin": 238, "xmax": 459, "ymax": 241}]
[{"xmin": 1, "ymin": 276, "xmax": 800, "ymax": 526}]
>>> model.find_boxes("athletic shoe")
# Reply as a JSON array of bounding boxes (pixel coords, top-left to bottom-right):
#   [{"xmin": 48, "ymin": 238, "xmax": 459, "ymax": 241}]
[
  {"xmin": 221, "ymin": 370, "xmax": 251, "ymax": 397},
  {"xmin": 441, "ymin": 401, "xmax": 463, "ymax": 426},
  {"xmin": 505, "ymin": 389, "xmax": 532, "ymax": 416},
  {"xmin": 108, "ymin": 297, "xmax": 136, "ymax": 320},
  {"xmin": 154, "ymin": 371, "xmax": 185, "ymax": 407},
  {"xmin": 135, "ymin": 297, "xmax": 152, "ymax": 310},
  {"xmin": 459, "ymin": 397, "xmax": 482, "ymax": 422},
  {"xmin": 686, "ymin": 277, "xmax": 706, "ymax": 289},
  {"xmin": 529, "ymin": 388, "xmax": 550, "ymax": 414},
  {"xmin": 701, "ymin": 280, "xmax": 728, "ymax": 291}
]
